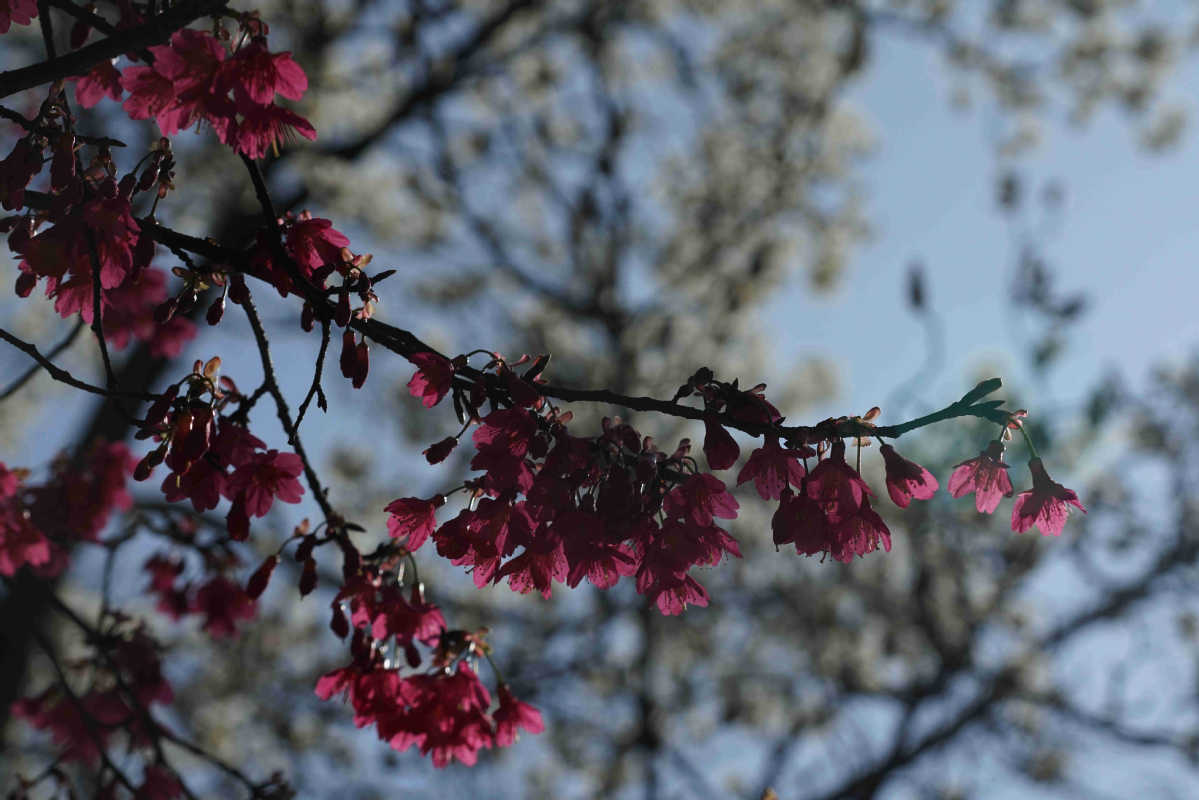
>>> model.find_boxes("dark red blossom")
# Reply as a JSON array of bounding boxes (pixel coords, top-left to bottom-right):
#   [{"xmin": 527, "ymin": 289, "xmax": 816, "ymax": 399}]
[
  {"xmin": 434, "ymin": 509, "xmax": 503, "ymax": 588},
  {"xmin": 12, "ymin": 688, "xmax": 133, "ymax": 764},
  {"xmin": 136, "ymin": 765, "xmax": 183, "ymax": 800},
  {"xmin": 286, "ymin": 214, "xmax": 350, "ymax": 277},
  {"xmin": 229, "ymin": 103, "xmax": 316, "ymax": 159},
  {"xmin": 143, "ymin": 554, "xmax": 189, "ymax": 619},
  {"xmin": 121, "ymin": 65, "xmax": 178, "ymax": 121},
  {"xmin": 497, "ymin": 522, "xmax": 567, "ymax": 597},
  {"xmin": 771, "ymin": 487, "xmax": 829, "ymax": 555},
  {"xmin": 114, "ymin": 28, "xmax": 313, "ymax": 157},
  {"xmin": 947, "ymin": 440, "xmax": 1014, "ymax": 513},
  {"xmin": 559, "ymin": 510, "xmax": 635, "ymax": 590},
  {"xmin": 161, "ymin": 457, "xmax": 225, "ymax": 512},
  {"xmin": 1011, "ymin": 458, "xmax": 1086, "ymax": 536},
  {"xmin": 388, "ymin": 663, "xmax": 494, "ymax": 767},
  {"xmin": 225, "ymin": 39, "xmax": 308, "ymax": 106},
  {"xmin": 29, "ymin": 442, "xmax": 134, "ymax": 543},
  {"xmin": 191, "ymin": 576, "xmax": 256, "ymax": 637},
  {"xmin": 423, "ymin": 436, "xmax": 458, "ymax": 464},
  {"xmin": 663, "ymin": 473, "xmax": 739, "ymax": 527},
  {"xmin": 825, "ymin": 497, "xmax": 892, "ymax": 562},
  {"xmin": 384, "ymin": 496, "xmax": 442, "ymax": 551},
  {"xmin": 493, "ymin": 685, "xmax": 544, "ymax": 746},
  {"xmin": 366, "ymin": 584, "xmax": 446, "ymax": 656},
  {"xmin": 702, "ymin": 416, "xmax": 739, "ymax": 470},
  {"xmin": 72, "ymin": 61, "xmax": 124, "ymax": 107},
  {"xmin": 226, "ymin": 449, "xmax": 304, "ymax": 518},
  {"xmin": 0, "ymin": 0, "xmax": 37, "ymax": 34},
  {"xmin": 407, "ymin": 352, "xmax": 454, "ymax": 407},
  {"xmin": 110, "ymin": 628, "xmax": 174, "ymax": 706},
  {"xmin": 245, "ymin": 555, "xmax": 278, "ymax": 599},
  {"xmin": 1, "ymin": 137, "xmax": 42, "ymax": 210},
  {"xmin": 0, "ymin": 463, "xmax": 50, "ymax": 575},
  {"xmin": 879, "ymin": 443, "xmax": 939, "ymax": 508},
  {"xmin": 805, "ymin": 440, "xmax": 870, "ymax": 523},
  {"xmin": 316, "ymin": 659, "xmax": 502, "ymax": 768},
  {"xmin": 737, "ymin": 437, "xmax": 808, "ymax": 500}
]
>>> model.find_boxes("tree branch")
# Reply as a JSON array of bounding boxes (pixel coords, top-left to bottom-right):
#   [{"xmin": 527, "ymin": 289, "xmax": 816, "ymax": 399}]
[
  {"xmin": 0, "ymin": 326, "xmax": 154, "ymax": 400},
  {"xmin": 0, "ymin": 0, "xmax": 228, "ymax": 100}
]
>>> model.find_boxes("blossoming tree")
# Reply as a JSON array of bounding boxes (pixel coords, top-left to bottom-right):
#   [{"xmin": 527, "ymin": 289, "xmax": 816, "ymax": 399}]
[{"xmin": 3, "ymin": 0, "xmax": 1186, "ymax": 796}]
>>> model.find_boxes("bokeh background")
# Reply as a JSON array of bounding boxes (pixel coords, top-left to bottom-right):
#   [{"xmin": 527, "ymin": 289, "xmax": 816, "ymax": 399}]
[{"xmin": 5, "ymin": 1, "xmax": 1199, "ymax": 798}]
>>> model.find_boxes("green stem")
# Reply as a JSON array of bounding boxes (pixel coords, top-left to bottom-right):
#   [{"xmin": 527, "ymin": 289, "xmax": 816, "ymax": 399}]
[{"xmin": 1017, "ymin": 423, "xmax": 1041, "ymax": 461}]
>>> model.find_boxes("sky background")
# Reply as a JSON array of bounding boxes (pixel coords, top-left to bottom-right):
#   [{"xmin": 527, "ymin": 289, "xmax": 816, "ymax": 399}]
[{"xmin": 773, "ymin": 25, "xmax": 1199, "ymax": 433}]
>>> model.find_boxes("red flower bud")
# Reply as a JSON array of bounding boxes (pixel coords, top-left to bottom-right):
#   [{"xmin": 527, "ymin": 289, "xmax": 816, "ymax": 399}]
[
  {"xmin": 299, "ymin": 557, "xmax": 317, "ymax": 596},
  {"xmin": 246, "ymin": 555, "xmax": 278, "ymax": 599},
  {"xmin": 206, "ymin": 296, "xmax": 226, "ymax": 326}
]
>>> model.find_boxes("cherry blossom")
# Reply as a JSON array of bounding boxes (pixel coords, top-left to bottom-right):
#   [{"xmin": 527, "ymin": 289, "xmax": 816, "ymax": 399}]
[
  {"xmin": 879, "ymin": 443, "xmax": 939, "ymax": 508},
  {"xmin": 947, "ymin": 440, "xmax": 1014, "ymax": 514},
  {"xmin": 1011, "ymin": 458, "xmax": 1086, "ymax": 536}
]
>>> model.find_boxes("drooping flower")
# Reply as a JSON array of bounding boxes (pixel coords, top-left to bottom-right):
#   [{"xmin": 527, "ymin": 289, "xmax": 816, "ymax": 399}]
[
  {"xmin": 1011, "ymin": 458, "xmax": 1086, "ymax": 536},
  {"xmin": 407, "ymin": 352, "xmax": 454, "ymax": 408},
  {"xmin": 228, "ymin": 102, "xmax": 316, "ymax": 159},
  {"xmin": 702, "ymin": 416, "xmax": 739, "ymax": 471},
  {"xmin": 805, "ymin": 440, "xmax": 871, "ymax": 523},
  {"xmin": 225, "ymin": 449, "xmax": 304, "ymax": 518},
  {"xmin": 770, "ymin": 487, "xmax": 829, "ymax": 554},
  {"xmin": 737, "ymin": 437, "xmax": 808, "ymax": 500},
  {"xmin": 662, "ymin": 472, "xmax": 739, "ymax": 527},
  {"xmin": 72, "ymin": 60, "xmax": 124, "ymax": 107},
  {"xmin": 493, "ymin": 685, "xmax": 544, "ymax": 746},
  {"xmin": 285, "ymin": 214, "xmax": 350, "ymax": 277},
  {"xmin": 225, "ymin": 39, "xmax": 308, "ymax": 107},
  {"xmin": 879, "ymin": 443, "xmax": 939, "ymax": 508},
  {"xmin": 496, "ymin": 522, "xmax": 567, "ymax": 598},
  {"xmin": 947, "ymin": 440, "xmax": 1014, "ymax": 513},
  {"xmin": 384, "ymin": 496, "xmax": 443, "ymax": 551},
  {"xmin": 825, "ymin": 496, "xmax": 892, "ymax": 562},
  {"xmin": 423, "ymin": 436, "xmax": 458, "ymax": 464},
  {"xmin": 191, "ymin": 576, "xmax": 256, "ymax": 637},
  {"xmin": 143, "ymin": 554, "xmax": 189, "ymax": 619}
]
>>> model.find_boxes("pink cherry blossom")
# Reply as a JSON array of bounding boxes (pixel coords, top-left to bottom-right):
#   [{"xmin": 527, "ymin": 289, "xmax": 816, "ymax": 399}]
[
  {"xmin": 879, "ymin": 443, "xmax": 938, "ymax": 508},
  {"xmin": 1011, "ymin": 458, "xmax": 1086, "ymax": 536},
  {"xmin": 947, "ymin": 440, "xmax": 1014, "ymax": 514}
]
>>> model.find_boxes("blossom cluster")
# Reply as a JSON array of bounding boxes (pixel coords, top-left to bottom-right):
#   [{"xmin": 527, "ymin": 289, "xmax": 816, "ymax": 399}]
[
  {"xmin": 949, "ymin": 440, "xmax": 1086, "ymax": 535},
  {"xmin": 12, "ymin": 620, "xmax": 191, "ymax": 798},
  {"xmin": 132, "ymin": 358, "xmax": 305, "ymax": 541},
  {"xmin": 73, "ymin": 20, "xmax": 314, "ymax": 159},
  {"xmin": 316, "ymin": 634, "xmax": 543, "ymax": 767},
  {"xmin": 231, "ymin": 513, "xmax": 542, "ymax": 767},
  {"xmin": 0, "ymin": 442, "xmax": 134, "ymax": 577},
  {"xmin": 393, "ymin": 361, "xmax": 1087, "ymax": 626},
  {"xmin": 145, "ymin": 554, "xmax": 258, "ymax": 638},
  {"xmin": 4, "ymin": 124, "xmax": 196, "ymax": 356}
]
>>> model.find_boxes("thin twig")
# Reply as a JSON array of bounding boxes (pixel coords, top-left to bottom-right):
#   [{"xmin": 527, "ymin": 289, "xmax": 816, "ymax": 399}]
[
  {"xmin": 30, "ymin": 629, "xmax": 140, "ymax": 794},
  {"xmin": 239, "ymin": 289, "xmax": 335, "ymax": 522},
  {"xmin": 0, "ymin": 327, "xmax": 154, "ymax": 400},
  {"xmin": 293, "ymin": 317, "xmax": 330, "ymax": 438},
  {"xmin": 0, "ymin": 318, "xmax": 84, "ymax": 401},
  {"xmin": 0, "ymin": 104, "xmax": 125, "ymax": 145},
  {"xmin": 85, "ymin": 229, "xmax": 118, "ymax": 390}
]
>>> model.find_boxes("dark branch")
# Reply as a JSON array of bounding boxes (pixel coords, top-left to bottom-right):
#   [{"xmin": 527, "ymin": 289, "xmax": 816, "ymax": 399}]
[{"xmin": 0, "ymin": 0, "xmax": 228, "ymax": 99}]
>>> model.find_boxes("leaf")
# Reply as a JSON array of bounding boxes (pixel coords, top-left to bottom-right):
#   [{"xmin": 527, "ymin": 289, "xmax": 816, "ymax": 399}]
[{"xmin": 959, "ymin": 377, "xmax": 1002, "ymax": 406}]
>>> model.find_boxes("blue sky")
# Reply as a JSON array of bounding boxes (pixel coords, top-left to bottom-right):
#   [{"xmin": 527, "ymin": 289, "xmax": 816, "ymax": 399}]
[{"xmin": 772, "ymin": 28, "xmax": 1199, "ymax": 425}]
